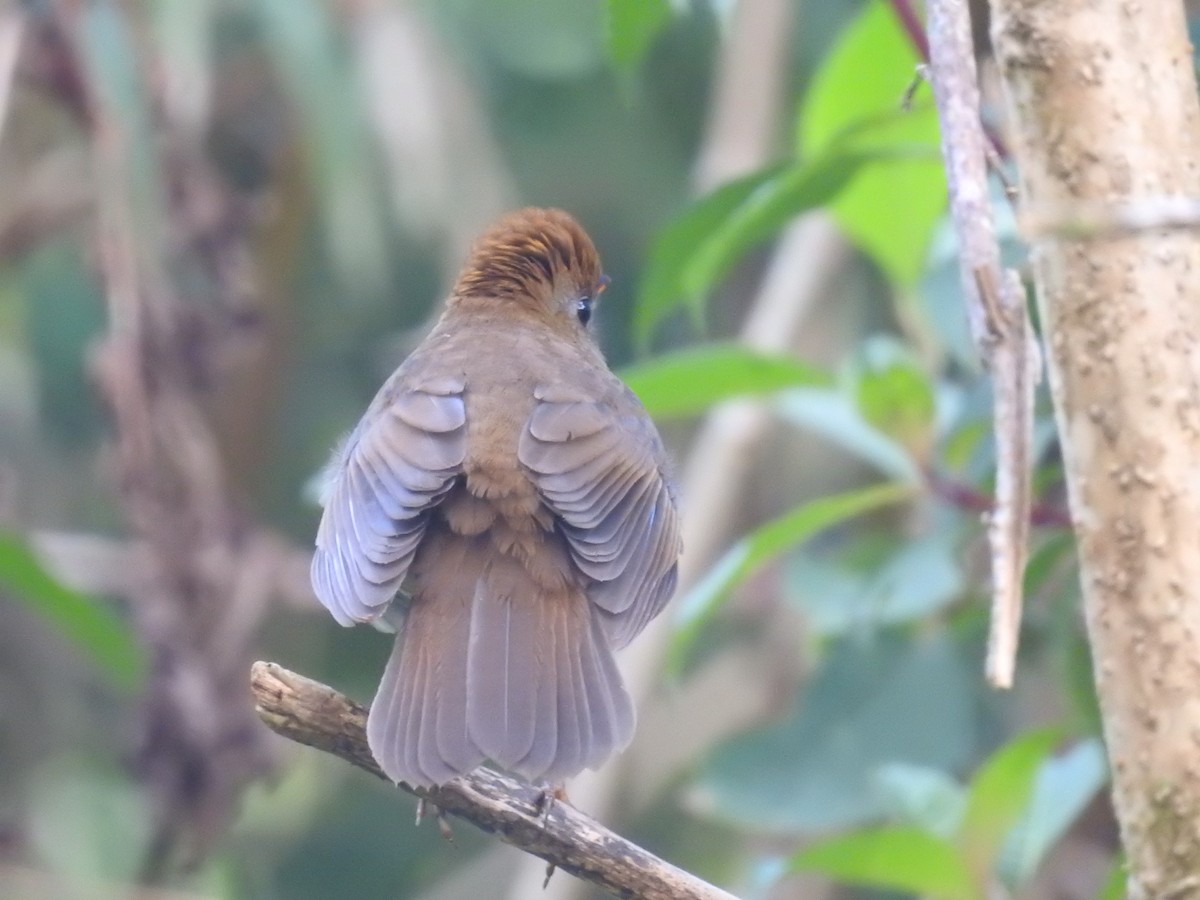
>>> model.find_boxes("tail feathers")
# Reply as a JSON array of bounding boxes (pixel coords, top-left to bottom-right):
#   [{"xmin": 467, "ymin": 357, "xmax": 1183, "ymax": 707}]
[
  {"xmin": 466, "ymin": 554, "xmax": 634, "ymax": 784},
  {"xmin": 366, "ymin": 541, "xmax": 634, "ymax": 787},
  {"xmin": 366, "ymin": 590, "xmax": 484, "ymax": 787}
]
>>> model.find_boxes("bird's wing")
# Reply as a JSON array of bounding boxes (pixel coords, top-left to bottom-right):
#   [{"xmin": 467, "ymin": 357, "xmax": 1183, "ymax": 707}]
[
  {"xmin": 519, "ymin": 382, "xmax": 681, "ymax": 649},
  {"xmin": 311, "ymin": 375, "xmax": 466, "ymax": 626}
]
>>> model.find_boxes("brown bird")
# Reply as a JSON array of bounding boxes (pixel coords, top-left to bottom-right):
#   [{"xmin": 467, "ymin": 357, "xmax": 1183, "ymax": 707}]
[{"xmin": 311, "ymin": 208, "xmax": 682, "ymax": 788}]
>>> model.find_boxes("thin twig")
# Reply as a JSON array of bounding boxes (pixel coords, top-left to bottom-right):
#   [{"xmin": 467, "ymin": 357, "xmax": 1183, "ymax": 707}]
[
  {"xmin": 0, "ymin": 8, "xmax": 24, "ymax": 144},
  {"xmin": 249, "ymin": 662, "xmax": 738, "ymax": 900},
  {"xmin": 1020, "ymin": 196, "xmax": 1200, "ymax": 239},
  {"xmin": 888, "ymin": 0, "xmax": 1011, "ymax": 165},
  {"xmin": 926, "ymin": 0, "xmax": 1041, "ymax": 688}
]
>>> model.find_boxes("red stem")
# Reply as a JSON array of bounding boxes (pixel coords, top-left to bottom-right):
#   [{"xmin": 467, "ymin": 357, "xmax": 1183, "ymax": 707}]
[
  {"xmin": 885, "ymin": 0, "xmax": 1010, "ymax": 160},
  {"xmin": 925, "ymin": 469, "xmax": 1072, "ymax": 529},
  {"xmin": 890, "ymin": 0, "xmax": 931, "ymax": 60}
]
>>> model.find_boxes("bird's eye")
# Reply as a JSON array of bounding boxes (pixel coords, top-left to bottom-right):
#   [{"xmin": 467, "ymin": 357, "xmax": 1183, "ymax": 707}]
[{"xmin": 576, "ymin": 297, "xmax": 593, "ymax": 326}]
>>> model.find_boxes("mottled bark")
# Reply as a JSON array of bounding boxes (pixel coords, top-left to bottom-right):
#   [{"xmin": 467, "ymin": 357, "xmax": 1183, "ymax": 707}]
[{"xmin": 990, "ymin": 2, "xmax": 1200, "ymax": 896}]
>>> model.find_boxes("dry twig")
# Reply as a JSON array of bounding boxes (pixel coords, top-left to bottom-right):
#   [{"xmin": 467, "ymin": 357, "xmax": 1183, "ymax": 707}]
[
  {"xmin": 1020, "ymin": 195, "xmax": 1200, "ymax": 240},
  {"xmin": 0, "ymin": 8, "xmax": 23, "ymax": 142},
  {"xmin": 250, "ymin": 662, "xmax": 738, "ymax": 900},
  {"xmin": 926, "ymin": 0, "xmax": 1041, "ymax": 688}
]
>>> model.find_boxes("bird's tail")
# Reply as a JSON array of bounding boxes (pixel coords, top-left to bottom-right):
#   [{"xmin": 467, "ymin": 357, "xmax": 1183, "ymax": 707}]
[{"xmin": 366, "ymin": 533, "xmax": 635, "ymax": 788}]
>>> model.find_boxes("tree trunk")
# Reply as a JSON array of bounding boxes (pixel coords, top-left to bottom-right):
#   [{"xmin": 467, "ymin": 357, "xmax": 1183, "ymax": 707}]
[{"xmin": 990, "ymin": 2, "xmax": 1200, "ymax": 896}]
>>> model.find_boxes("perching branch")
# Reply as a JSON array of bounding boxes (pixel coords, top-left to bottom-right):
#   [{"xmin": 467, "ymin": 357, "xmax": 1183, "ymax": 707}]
[
  {"xmin": 249, "ymin": 662, "xmax": 738, "ymax": 900},
  {"xmin": 925, "ymin": 0, "xmax": 1041, "ymax": 689}
]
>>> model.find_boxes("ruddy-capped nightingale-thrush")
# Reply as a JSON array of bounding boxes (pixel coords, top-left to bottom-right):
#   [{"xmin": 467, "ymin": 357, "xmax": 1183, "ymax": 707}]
[{"xmin": 310, "ymin": 208, "xmax": 682, "ymax": 788}]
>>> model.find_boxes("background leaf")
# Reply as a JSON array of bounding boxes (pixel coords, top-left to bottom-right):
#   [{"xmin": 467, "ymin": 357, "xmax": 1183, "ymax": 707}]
[
  {"xmin": 776, "ymin": 387, "xmax": 920, "ymax": 481},
  {"xmin": 788, "ymin": 530, "xmax": 965, "ymax": 637},
  {"xmin": 677, "ymin": 152, "xmax": 874, "ymax": 305},
  {"xmin": 998, "ymin": 737, "xmax": 1109, "ymax": 888},
  {"xmin": 872, "ymin": 763, "xmax": 967, "ymax": 840},
  {"xmin": 852, "ymin": 334, "xmax": 937, "ymax": 460},
  {"xmin": 0, "ymin": 532, "xmax": 144, "ymax": 691},
  {"xmin": 1099, "ymin": 856, "xmax": 1127, "ymax": 900},
  {"xmin": 691, "ymin": 634, "xmax": 975, "ymax": 832},
  {"xmin": 960, "ymin": 728, "xmax": 1062, "ymax": 881},
  {"xmin": 671, "ymin": 481, "xmax": 912, "ymax": 670},
  {"xmin": 798, "ymin": 0, "xmax": 946, "ymax": 285},
  {"xmin": 606, "ymin": 0, "xmax": 672, "ymax": 76},
  {"xmin": 635, "ymin": 166, "xmax": 784, "ymax": 347},
  {"xmin": 620, "ymin": 342, "xmax": 831, "ymax": 418},
  {"xmin": 790, "ymin": 827, "xmax": 977, "ymax": 899}
]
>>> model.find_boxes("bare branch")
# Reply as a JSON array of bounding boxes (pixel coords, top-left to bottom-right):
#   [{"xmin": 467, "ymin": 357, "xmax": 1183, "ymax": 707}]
[
  {"xmin": 926, "ymin": 0, "xmax": 1041, "ymax": 688},
  {"xmin": 249, "ymin": 662, "xmax": 738, "ymax": 900}
]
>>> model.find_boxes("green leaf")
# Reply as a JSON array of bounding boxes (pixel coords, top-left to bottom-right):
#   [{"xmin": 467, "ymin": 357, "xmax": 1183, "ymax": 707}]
[
  {"xmin": 776, "ymin": 387, "xmax": 920, "ymax": 482},
  {"xmin": 692, "ymin": 634, "xmax": 975, "ymax": 832},
  {"xmin": 790, "ymin": 827, "xmax": 978, "ymax": 900},
  {"xmin": 619, "ymin": 343, "xmax": 831, "ymax": 418},
  {"xmin": 671, "ymin": 482, "xmax": 913, "ymax": 672},
  {"xmin": 872, "ymin": 763, "xmax": 967, "ymax": 840},
  {"xmin": 635, "ymin": 166, "xmax": 783, "ymax": 348},
  {"xmin": 799, "ymin": 0, "xmax": 946, "ymax": 285},
  {"xmin": 1063, "ymin": 628, "xmax": 1102, "ymax": 735},
  {"xmin": 961, "ymin": 727, "xmax": 1062, "ymax": 881},
  {"xmin": 1098, "ymin": 855, "xmax": 1127, "ymax": 900},
  {"xmin": 677, "ymin": 152, "xmax": 877, "ymax": 305},
  {"xmin": 852, "ymin": 335, "xmax": 936, "ymax": 460},
  {"xmin": 1023, "ymin": 532, "xmax": 1076, "ymax": 598},
  {"xmin": 606, "ymin": 0, "xmax": 671, "ymax": 76},
  {"xmin": 0, "ymin": 532, "xmax": 144, "ymax": 691},
  {"xmin": 790, "ymin": 531, "xmax": 964, "ymax": 637},
  {"xmin": 998, "ymin": 737, "xmax": 1108, "ymax": 888},
  {"xmin": 635, "ymin": 143, "xmax": 927, "ymax": 347}
]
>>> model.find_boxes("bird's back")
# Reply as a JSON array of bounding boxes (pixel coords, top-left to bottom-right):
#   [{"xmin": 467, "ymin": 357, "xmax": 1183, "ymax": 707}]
[{"xmin": 311, "ymin": 208, "xmax": 680, "ymax": 789}]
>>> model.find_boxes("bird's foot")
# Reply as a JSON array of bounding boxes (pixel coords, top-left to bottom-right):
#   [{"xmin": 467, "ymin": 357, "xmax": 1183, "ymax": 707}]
[
  {"xmin": 415, "ymin": 797, "xmax": 456, "ymax": 844},
  {"xmin": 533, "ymin": 784, "xmax": 568, "ymax": 828}
]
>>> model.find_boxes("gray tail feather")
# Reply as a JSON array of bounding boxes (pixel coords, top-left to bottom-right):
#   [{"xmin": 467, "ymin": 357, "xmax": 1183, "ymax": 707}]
[
  {"xmin": 366, "ymin": 588, "xmax": 484, "ymax": 787},
  {"xmin": 366, "ymin": 546, "xmax": 634, "ymax": 787}
]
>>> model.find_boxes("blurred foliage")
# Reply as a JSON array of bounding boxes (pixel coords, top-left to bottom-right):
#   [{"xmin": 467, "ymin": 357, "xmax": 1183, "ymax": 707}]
[
  {"xmin": 0, "ymin": 532, "xmax": 143, "ymax": 691},
  {"xmin": 0, "ymin": 0, "xmax": 1119, "ymax": 898},
  {"xmin": 620, "ymin": 342, "xmax": 831, "ymax": 418},
  {"xmin": 789, "ymin": 729, "xmax": 1108, "ymax": 898}
]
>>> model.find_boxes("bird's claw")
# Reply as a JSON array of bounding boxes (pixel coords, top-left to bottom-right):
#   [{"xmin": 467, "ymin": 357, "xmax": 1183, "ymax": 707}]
[
  {"xmin": 533, "ymin": 785, "xmax": 568, "ymax": 828},
  {"xmin": 415, "ymin": 797, "xmax": 456, "ymax": 844}
]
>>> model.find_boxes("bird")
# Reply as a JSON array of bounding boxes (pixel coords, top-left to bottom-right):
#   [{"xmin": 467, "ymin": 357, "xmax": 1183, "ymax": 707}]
[{"xmin": 310, "ymin": 207, "xmax": 682, "ymax": 790}]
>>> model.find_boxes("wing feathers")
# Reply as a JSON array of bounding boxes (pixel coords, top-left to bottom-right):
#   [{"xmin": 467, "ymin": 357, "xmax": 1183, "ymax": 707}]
[
  {"xmin": 519, "ymin": 394, "xmax": 681, "ymax": 648},
  {"xmin": 312, "ymin": 383, "xmax": 466, "ymax": 626}
]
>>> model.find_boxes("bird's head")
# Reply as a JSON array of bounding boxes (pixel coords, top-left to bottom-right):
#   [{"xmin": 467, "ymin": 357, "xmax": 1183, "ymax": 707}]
[{"xmin": 450, "ymin": 207, "xmax": 609, "ymax": 335}]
